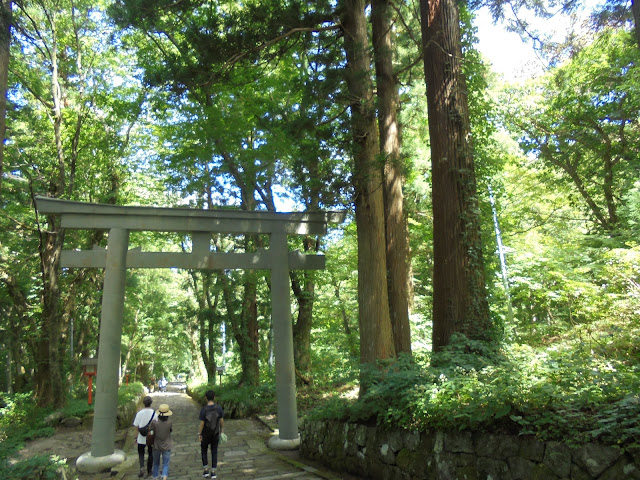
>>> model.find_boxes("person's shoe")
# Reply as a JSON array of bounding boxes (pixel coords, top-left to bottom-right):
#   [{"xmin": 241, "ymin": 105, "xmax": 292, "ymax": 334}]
[
  {"xmin": 211, "ymin": 472, "xmax": 217, "ymax": 479},
  {"xmin": 203, "ymin": 468, "xmax": 210, "ymax": 478},
  {"xmin": 138, "ymin": 467, "xmax": 144, "ymax": 478}
]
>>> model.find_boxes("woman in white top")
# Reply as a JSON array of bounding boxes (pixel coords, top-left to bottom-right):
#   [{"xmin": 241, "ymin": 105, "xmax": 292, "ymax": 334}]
[{"xmin": 132, "ymin": 396, "xmax": 155, "ymax": 478}]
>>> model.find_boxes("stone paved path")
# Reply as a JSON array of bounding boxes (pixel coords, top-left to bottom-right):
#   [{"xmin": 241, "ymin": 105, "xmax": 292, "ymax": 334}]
[{"xmin": 66, "ymin": 392, "xmax": 352, "ymax": 480}]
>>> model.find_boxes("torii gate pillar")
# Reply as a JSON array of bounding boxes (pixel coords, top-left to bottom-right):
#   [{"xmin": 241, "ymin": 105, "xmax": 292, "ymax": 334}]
[
  {"xmin": 92, "ymin": 228, "xmax": 129, "ymax": 457},
  {"xmin": 269, "ymin": 231, "xmax": 298, "ymax": 447}
]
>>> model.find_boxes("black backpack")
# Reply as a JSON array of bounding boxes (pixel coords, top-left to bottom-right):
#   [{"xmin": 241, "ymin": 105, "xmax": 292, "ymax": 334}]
[{"xmin": 204, "ymin": 405, "xmax": 221, "ymax": 435}]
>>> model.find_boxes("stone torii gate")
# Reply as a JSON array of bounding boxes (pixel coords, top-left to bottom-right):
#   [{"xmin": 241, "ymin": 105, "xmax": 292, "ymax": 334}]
[{"xmin": 35, "ymin": 196, "xmax": 344, "ymax": 473}]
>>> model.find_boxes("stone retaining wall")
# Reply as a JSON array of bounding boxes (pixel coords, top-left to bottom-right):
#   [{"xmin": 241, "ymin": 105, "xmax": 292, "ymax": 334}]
[{"xmin": 300, "ymin": 420, "xmax": 640, "ymax": 479}]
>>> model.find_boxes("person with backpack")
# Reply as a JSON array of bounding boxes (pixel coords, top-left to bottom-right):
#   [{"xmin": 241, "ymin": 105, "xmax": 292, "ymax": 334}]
[
  {"xmin": 132, "ymin": 396, "xmax": 155, "ymax": 478},
  {"xmin": 198, "ymin": 390, "xmax": 224, "ymax": 479}
]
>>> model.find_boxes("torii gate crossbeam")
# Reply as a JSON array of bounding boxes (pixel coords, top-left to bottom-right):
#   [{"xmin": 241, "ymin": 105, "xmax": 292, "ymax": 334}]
[{"xmin": 35, "ymin": 196, "xmax": 344, "ymax": 473}]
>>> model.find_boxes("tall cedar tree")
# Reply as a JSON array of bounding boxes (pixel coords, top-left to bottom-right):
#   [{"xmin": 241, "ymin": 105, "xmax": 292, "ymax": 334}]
[
  {"xmin": 420, "ymin": 0, "xmax": 491, "ymax": 350},
  {"xmin": 0, "ymin": 0, "xmax": 10, "ymax": 199},
  {"xmin": 372, "ymin": 0, "xmax": 412, "ymax": 356},
  {"xmin": 342, "ymin": 0, "xmax": 397, "ymax": 375}
]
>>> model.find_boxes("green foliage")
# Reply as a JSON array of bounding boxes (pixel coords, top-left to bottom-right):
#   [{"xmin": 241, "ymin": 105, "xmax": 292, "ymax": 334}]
[
  {"xmin": 307, "ymin": 329, "xmax": 640, "ymax": 448},
  {"xmin": 1, "ymin": 384, "xmax": 140, "ymax": 461},
  {"xmin": 122, "ymin": 269, "xmax": 195, "ymax": 382},
  {"xmin": 0, "ymin": 393, "xmax": 55, "ymax": 465},
  {"xmin": 502, "ymin": 29, "xmax": 640, "ymax": 234},
  {"xmin": 0, "ymin": 455, "xmax": 70, "ymax": 480},
  {"xmin": 190, "ymin": 382, "xmax": 277, "ymax": 417},
  {"xmin": 118, "ymin": 382, "xmax": 145, "ymax": 406},
  {"xmin": 60, "ymin": 398, "xmax": 93, "ymax": 420},
  {"xmin": 0, "ymin": 384, "xmax": 144, "ymax": 478}
]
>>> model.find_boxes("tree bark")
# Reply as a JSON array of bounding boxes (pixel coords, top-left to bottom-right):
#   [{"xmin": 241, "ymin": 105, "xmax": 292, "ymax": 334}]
[
  {"xmin": 33, "ymin": 17, "xmax": 68, "ymax": 406},
  {"xmin": 291, "ymin": 268, "xmax": 315, "ymax": 382},
  {"xmin": 36, "ymin": 214, "xmax": 66, "ymax": 408},
  {"xmin": 342, "ymin": 0, "xmax": 396, "ymax": 376},
  {"xmin": 218, "ymin": 266, "xmax": 260, "ymax": 387},
  {"xmin": 420, "ymin": 0, "xmax": 491, "ymax": 351},
  {"xmin": 0, "ymin": 0, "xmax": 11, "ymax": 199},
  {"xmin": 218, "ymin": 150, "xmax": 262, "ymax": 387},
  {"xmin": 191, "ymin": 272, "xmax": 219, "ymax": 385},
  {"xmin": 372, "ymin": 0, "xmax": 413, "ymax": 357},
  {"xmin": 632, "ymin": 0, "xmax": 640, "ymax": 49},
  {"xmin": 241, "ymin": 269, "xmax": 260, "ymax": 386},
  {"xmin": 0, "ymin": 264, "xmax": 28, "ymax": 392}
]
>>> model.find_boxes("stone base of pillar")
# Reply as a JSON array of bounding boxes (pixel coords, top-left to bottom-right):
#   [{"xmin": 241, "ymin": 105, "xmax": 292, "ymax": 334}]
[
  {"xmin": 76, "ymin": 449, "xmax": 126, "ymax": 473},
  {"xmin": 268, "ymin": 434, "xmax": 300, "ymax": 450}
]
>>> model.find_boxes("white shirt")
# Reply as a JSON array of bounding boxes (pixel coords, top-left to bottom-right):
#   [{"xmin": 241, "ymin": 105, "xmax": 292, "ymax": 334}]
[{"xmin": 132, "ymin": 407, "xmax": 155, "ymax": 445}]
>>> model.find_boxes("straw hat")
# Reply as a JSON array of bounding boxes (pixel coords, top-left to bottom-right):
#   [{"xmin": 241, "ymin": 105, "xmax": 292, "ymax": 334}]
[{"xmin": 157, "ymin": 404, "xmax": 173, "ymax": 416}]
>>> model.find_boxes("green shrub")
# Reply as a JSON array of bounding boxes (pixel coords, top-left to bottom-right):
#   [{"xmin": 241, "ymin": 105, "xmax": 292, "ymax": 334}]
[
  {"xmin": 117, "ymin": 382, "xmax": 145, "ymax": 405},
  {"xmin": 190, "ymin": 382, "xmax": 276, "ymax": 417},
  {"xmin": 62, "ymin": 398, "xmax": 93, "ymax": 419},
  {"xmin": 306, "ymin": 333, "xmax": 640, "ymax": 448},
  {"xmin": 1, "ymin": 382, "xmax": 144, "ymax": 476},
  {"xmin": 0, "ymin": 454, "xmax": 69, "ymax": 480},
  {"xmin": 0, "ymin": 393, "xmax": 55, "ymax": 459}
]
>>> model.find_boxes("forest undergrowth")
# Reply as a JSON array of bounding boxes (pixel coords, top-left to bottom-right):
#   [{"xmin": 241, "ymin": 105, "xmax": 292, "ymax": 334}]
[
  {"xmin": 305, "ymin": 316, "xmax": 640, "ymax": 449},
  {"xmin": 190, "ymin": 315, "xmax": 640, "ymax": 450},
  {"xmin": 0, "ymin": 383, "xmax": 143, "ymax": 479}
]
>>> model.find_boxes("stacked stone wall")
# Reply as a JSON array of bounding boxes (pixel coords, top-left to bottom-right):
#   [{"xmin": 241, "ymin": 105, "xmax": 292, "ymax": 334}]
[{"xmin": 300, "ymin": 420, "xmax": 640, "ymax": 479}]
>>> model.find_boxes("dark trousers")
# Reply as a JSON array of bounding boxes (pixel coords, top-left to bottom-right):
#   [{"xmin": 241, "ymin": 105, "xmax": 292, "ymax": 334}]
[
  {"xmin": 201, "ymin": 432, "xmax": 220, "ymax": 468},
  {"xmin": 138, "ymin": 443, "xmax": 153, "ymax": 473}
]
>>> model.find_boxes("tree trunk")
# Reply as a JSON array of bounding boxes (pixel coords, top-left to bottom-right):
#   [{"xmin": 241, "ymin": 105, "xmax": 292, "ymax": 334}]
[
  {"xmin": 420, "ymin": 0, "xmax": 491, "ymax": 351},
  {"xmin": 218, "ymin": 267, "xmax": 260, "ymax": 387},
  {"xmin": 33, "ymin": 9, "xmax": 69, "ymax": 408},
  {"xmin": 217, "ymin": 150, "xmax": 262, "ymax": 387},
  {"xmin": 291, "ymin": 268, "xmax": 315, "ymax": 382},
  {"xmin": 192, "ymin": 272, "xmax": 220, "ymax": 385},
  {"xmin": 36, "ymin": 218, "xmax": 66, "ymax": 408},
  {"xmin": 239, "ymin": 270, "xmax": 260, "ymax": 386},
  {"xmin": 0, "ymin": 266, "xmax": 28, "ymax": 393},
  {"xmin": 342, "ymin": 0, "xmax": 396, "ymax": 376},
  {"xmin": 372, "ymin": 0, "xmax": 413, "ymax": 357},
  {"xmin": 291, "ymin": 234, "xmax": 321, "ymax": 382},
  {"xmin": 632, "ymin": 0, "xmax": 640, "ymax": 49},
  {"xmin": 0, "ymin": 0, "xmax": 10, "ymax": 199}
]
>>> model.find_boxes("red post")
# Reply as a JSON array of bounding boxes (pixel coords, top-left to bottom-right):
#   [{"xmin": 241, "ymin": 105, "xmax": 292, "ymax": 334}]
[
  {"xmin": 81, "ymin": 357, "xmax": 98, "ymax": 406},
  {"xmin": 86, "ymin": 372, "xmax": 96, "ymax": 405}
]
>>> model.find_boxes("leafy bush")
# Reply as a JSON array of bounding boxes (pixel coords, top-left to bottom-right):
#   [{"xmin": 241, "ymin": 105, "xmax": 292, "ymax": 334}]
[
  {"xmin": 62, "ymin": 398, "xmax": 93, "ymax": 419},
  {"xmin": 306, "ymin": 332, "xmax": 640, "ymax": 448},
  {"xmin": 0, "ymin": 455, "xmax": 69, "ymax": 480},
  {"xmin": 190, "ymin": 383, "xmax": 276, "ymax": 417},
  {"xmin": 117, "ymin": 382, "xmax": 145, "ymax": 406},
  {"xmin": 0, "ymin": 382, "xmax": 144, "ymax": 478},
  {"xmin": 0, "ymin": 393, "xmax": 55, "ymax": 459}
]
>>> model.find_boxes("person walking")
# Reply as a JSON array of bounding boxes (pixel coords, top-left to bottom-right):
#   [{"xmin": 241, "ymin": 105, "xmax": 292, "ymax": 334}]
[
  {"xmin": 198, "ymin": 390, "xmax": 224, "ymax": 479},
  {"xmin": 159, "ymin": 376, "xmax": 168, "ymax": 392},
  {"xmin": 151, "ymin": 403, "xmax": 173, "ymax": 480},
  {"xmin": 132, "ymin": 396, "xmax": 155, "ymax": 478}
]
